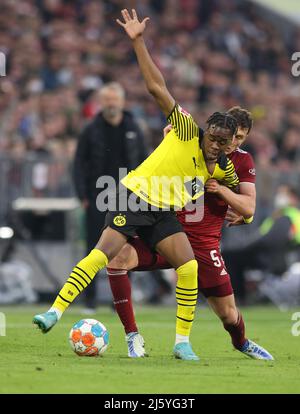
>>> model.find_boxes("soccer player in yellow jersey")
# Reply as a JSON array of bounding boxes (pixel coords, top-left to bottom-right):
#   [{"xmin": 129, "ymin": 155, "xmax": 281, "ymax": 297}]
[{"xmin": 33, "ymin": 8, "xmax": 239, "ymax": 361}]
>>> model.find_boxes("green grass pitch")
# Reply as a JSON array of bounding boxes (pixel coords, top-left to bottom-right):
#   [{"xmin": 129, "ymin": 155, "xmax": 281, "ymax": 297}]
[{"xmin": 0, "ymin": 304, "xmax": 300, "ymax": 394}]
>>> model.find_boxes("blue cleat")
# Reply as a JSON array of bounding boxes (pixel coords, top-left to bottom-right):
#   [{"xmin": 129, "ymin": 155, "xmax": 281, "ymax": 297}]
[
  {"xmin": 125, "ymin": 332, "xmax": 148, "ymax": 357},
  {"xmin": 33, "ymin": 311, "xmax": 58, "ymax": 333},
  {"xmin": 173, "ymin": 342, "xmax": 200, "ymax": 361},
  {"xmin": 240, "ymin": 339, "xmax": 274, "ymax": 360}
]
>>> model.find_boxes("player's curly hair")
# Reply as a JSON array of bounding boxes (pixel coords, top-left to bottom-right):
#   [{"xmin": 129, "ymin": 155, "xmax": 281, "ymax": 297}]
[
  {"xmin": 227, "ymin": 106, "xmax": 253, "ymax": 133},
  {"xmin": 206, "ymin": 112, "xmax": 238, "ymax": 136}
]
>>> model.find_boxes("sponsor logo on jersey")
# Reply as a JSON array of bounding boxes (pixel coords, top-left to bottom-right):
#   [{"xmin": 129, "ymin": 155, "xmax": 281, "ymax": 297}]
[
  {"xmin": 113, "ymin": 214, "xmax": 127, "ymax": 227},
  {"xmin": 185, "ymin": 177, "xmax": 204, "ymax": 197},
  {"xmin": 192, "ymin": 179, "xmax": 202, "ymax": 194},
  {"xmin": 249, "ymin": 168, "xmax": 256, "ymax": 176}
]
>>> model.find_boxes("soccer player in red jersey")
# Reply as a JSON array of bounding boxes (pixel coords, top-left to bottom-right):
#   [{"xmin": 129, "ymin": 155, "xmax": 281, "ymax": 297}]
[
  {"xmin": 107, "ymin": 106, "xmax": 274, "ymax": 360},
  {"xmin": 33, "ymin": 8, "xmax": 240, "ymax": 362}
]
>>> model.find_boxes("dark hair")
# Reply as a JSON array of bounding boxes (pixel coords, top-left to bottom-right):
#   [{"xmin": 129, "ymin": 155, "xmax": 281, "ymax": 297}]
[
  {"xmin": 206, "ymin": 112, "xmax": 238, "ymax": 136},
  {"xmin": 227, "ymin": 106, "xmax": 253, "ymax": 133}
]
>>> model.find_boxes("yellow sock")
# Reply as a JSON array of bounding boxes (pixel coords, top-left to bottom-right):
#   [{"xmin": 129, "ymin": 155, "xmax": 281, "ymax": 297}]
[
  {"xmin": 175, "ymin": 259, "xmax": 198, "ymax": 337},
  {"xmin": 52, "ymin": 249, "xmax": 108, "ymax": 313}
]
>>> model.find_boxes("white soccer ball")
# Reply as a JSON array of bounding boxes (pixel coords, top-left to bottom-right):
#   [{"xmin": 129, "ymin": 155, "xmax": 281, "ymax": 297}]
[{"xmin": 69, "ymin": 319, "xmax": 109, "ymax": 356}]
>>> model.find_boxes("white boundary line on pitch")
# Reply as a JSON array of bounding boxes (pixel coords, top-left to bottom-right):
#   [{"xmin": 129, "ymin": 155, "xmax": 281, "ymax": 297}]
[{"xmin": 0, "ymin": 312, "xmax": 6, "ymax": 336}]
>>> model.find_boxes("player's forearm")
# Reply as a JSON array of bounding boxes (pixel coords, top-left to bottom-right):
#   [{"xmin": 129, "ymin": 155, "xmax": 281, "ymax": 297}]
[
  {"xmin": 218, "ymin": 186, "xmax": 255, "ymax": 218},
  {"xmin": 132, "ymin": 36, "xmax": 166, "ymax": 94}
]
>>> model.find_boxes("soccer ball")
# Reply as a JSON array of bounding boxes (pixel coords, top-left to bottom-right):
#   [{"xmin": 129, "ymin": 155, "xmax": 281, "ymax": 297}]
[{"xmin": 69, "ymin": 319, "xmax": 109, "ymax": 356}]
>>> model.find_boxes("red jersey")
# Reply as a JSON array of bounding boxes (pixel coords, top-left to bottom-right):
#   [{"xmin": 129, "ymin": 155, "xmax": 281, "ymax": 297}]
[{"xmin": 177, "ymin": 149, "xmax": 256, "ymax": 249}]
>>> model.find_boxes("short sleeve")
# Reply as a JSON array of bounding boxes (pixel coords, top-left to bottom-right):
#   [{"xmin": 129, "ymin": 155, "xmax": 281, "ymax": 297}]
[
  {"xmin": 223, "ymin": 159, "xmax": 240, "ymax": 188},
  {"xmin": 236, "ymin": 153, "xmax": 256, "ymax": 184},
  {"xmin": 167, "ymin": 104, "xmax": 199, "ymax": 141}
]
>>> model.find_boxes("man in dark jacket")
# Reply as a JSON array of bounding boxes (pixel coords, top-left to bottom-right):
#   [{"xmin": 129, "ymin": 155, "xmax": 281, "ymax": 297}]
[{"xmin": 74, "ymin": 82, "xmax": 147, "ymax": 312}]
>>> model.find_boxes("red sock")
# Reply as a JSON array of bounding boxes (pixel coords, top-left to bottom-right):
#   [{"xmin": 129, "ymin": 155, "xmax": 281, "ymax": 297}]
[
  {"xmin": 107, "ymin": 268, "xmax": 138, "ymax": 334},
  {"xmin": 223, "ymin": 311, "xmax": 247, "ymax": 350}
]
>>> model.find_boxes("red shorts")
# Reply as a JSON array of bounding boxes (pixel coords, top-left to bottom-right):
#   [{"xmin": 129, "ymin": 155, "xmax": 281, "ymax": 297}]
[{"xmin": 129, "ymin": 238, "xmax": 233, "ymax": 298}]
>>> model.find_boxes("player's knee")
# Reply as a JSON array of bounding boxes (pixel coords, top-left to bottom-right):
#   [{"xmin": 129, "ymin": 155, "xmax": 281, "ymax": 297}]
[
  {"xmin": 108, "ymin": 244, "xmax": 135, "ymax": 270},
  {"xmin": 177, "ymin": 259, "xmax": 198, "ymax": 275}
]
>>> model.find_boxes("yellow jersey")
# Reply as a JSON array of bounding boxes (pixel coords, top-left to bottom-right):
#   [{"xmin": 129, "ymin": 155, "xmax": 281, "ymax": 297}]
[{"xmin": 121, "ymin": 104, "xmax": 239, "ymax": 209}]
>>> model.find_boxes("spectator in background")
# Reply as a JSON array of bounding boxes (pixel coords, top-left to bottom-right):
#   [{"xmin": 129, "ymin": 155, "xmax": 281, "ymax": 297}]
[
  {"xmin": 223, "ymin": 184, "xmax": 300, "ymax": 303},
  {"xmin": 1, "ymin": 0, "xmax": 299, "ymax": 177},
  {"xmin": 73, "ymin": 82, "xmax": 147, "ymax": 313}
]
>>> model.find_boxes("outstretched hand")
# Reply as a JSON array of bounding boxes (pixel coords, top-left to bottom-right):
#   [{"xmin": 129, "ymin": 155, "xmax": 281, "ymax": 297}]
[{"xmin": 116, "ymin": 8, "xmax": 150, "ymax": 40}]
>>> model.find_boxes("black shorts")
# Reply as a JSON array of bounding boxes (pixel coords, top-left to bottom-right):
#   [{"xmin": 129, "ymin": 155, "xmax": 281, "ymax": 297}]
[{"xmin": 103, "ymin": 185, "xmax": 183, "ymax": 250}]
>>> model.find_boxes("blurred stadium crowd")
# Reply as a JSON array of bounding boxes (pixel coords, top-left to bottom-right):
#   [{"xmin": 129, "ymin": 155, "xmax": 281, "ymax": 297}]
[{"xmin": 1, "ymin": 0, "xmax": 300, "ymax": 168}]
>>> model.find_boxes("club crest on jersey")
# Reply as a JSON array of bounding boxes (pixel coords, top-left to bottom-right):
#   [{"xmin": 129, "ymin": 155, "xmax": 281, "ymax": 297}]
[{"xmin": 113, "ymin": 214, "xmax": 127, "ymax": 227}]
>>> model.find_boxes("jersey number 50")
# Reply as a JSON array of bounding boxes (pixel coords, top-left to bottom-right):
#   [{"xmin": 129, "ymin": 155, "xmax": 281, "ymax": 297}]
[{"xmin": 210, "ymin": 250, "xmax": 223, "ymax": 267}]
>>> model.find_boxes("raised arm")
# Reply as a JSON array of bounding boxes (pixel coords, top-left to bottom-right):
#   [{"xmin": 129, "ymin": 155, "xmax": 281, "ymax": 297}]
[{"xmin": 117, "ymin": 8, "xmax": 175, "ymax": 117}]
